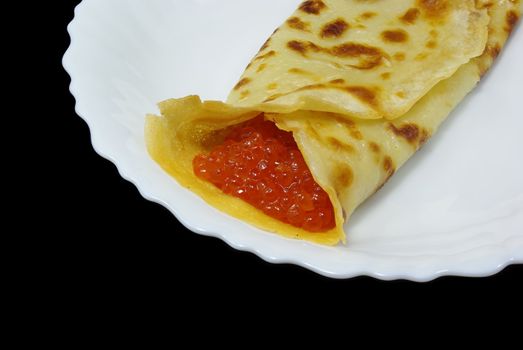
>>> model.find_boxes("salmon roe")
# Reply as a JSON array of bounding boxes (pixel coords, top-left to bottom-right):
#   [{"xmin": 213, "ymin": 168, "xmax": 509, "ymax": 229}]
[{"xmin": 193, "ymin": 115, "xmax": 335, "ymax": 232}]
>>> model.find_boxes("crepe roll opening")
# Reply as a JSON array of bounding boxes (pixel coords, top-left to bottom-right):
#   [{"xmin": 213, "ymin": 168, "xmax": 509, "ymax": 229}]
[{"xmin": 192, "ymin": 114, "xmax": 336, "ymax": 233}]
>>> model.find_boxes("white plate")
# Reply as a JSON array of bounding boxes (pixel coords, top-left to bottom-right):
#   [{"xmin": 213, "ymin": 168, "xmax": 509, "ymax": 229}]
[{"xmin": 63, "ymin": 0, "xmax": 523, "ymax": 281}]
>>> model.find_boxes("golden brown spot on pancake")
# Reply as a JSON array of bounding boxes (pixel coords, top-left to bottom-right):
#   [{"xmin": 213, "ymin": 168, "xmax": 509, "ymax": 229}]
[
  {"xmin": 376, "ymin": 156, "xmax": 396, "ymax": 192},
  {"xmin": 287, "ymin": 17, "xmax": 310, "ymax": 31},
  {"xmin": 505, "ymin": 10, "xmax": 519, "ymax": 33},
  {"xmin": 476, "ymin": 1, "xmax": 493, "ymax": 9},
  {"xmin": 239, "ymin": 90, "xmax": 250, "ymax": 100},
  {"xmin": 381, "ymin": 29, "xmax": 409, "ymax": 43},
  {"xmin": 287, "ymin": 40, "xmax": 310, "ymax": 56},
  {"xmin": 486, "ymin": 43, "xmax": 501, "ymax": 60},
  {"xmin": 256, "ymin": 64, "xmax": 267, "ymax": 73},
  {"xmin": 334, "ymin": 116, "xmax": 363, "ymax": 140},
  {"xmin": 321, "ymin": 19, "xmax": 350, "ymax": 38},
  {"xmin": 430, "ymin": 30, "xmax": 439, "ymax": 38},
  {"xmin": 234, "ymin": 78, "xmax": 251, "ymax": 90},
  {"xmin": 389, "ymin": 123, "xmax": 420, "ymax": 144},
  {"xmin": 345, "ymin": 86, "xmax": 378, "ymax": 107},
  {"xmin": 479, "ymin": 44, "xmax": 502, "ymax": 77},
  {"xmin": 287, "ymin": 40, "xmax": 386, "ymax": 69},
  {"xmin": 416, "ymin": 52, "xmax": 429, "ymax": 61},
  {"xmin": 350, "ymin": 130, "xmax": 363, "ymax": 140},
  {"xmin": 306, "ymin": 123, "xmax": 322, "ymax": 141},
  {"xmin": 299, "ymin": 0, "xmax": 327, "ymax": 15},
  {"xmin": 381, "ymin": 72, "xmax": 391, "ymax": 80},
  {"xmin": 334, "ymin": 164, "xmax": 354, "ymax": 190},
  {"xmin": 296, "ymin": 84, "xmax": 327, "ymax": 92},
  {"xmin": 288, "ymin": 68, "xmax": 308, "ymax": 75},
  {"xmin": 369, "ymin": 142, "xmax": 381, "ymax": 153},
  {"xmin": 417, "ymin": 0, "xmax": 450, "ymax": 19},
  {"xmin": 330, "ymin": 79, "xmax": 345, "ymax": 84},
  {"xmin": 339, "ymin": 118, "xmax": 363, "ymax": 139},
  {"xmin": 332, "ymin": 43, "xmax": 386, "ymax": 69},
  {"xmin": 259, "ymin": 38, "xmax": 271, "ymax": 52},
  {"xmin": 393, "ymin": 52, "xmax": 406, "ymax": 61},
  {"xmin": 419, "ymin": 129, "xmax": 431, "ymax": 147},
  {"xmin": 395, "ymin": 91, "xmax": 406, "ymax": 99},
  {"xmin": 330, "ymin": 43, "xmax": 381, "ymax": 57},
  {"xmin": 360, "ymin": 12, "xmax": 377, "ymax": 20},
  {"xmin": 267, "ymin": 83, "xmax": 278, "ymax": 90},
  {"xmin": 255, "ymin": 50, "xmax": 277, "ymax": 61},
  {"xmin": 347, "ymin": 60, "xmax": 383, "ymax": 70},
  {"xmin": 400, "ymin": 8, "xmax": 421, "ymax": 24},
  {"xmin": 334, "ymin": 116, "xmax": 356, "ymax": 129},
  {"xmin": 383, "ymin": 156, "xmax": 394, "ymax": 173},
  {"xmin": 263, "ymin": 93, "xmax": 283, "ymax": 103},
  {"xmin": 263, "ymin": 82, "xmax": 378, "ymax": 107},
  {"xmin": 327, "ymin": 137, "xmax": 356, "ymax": 153},
  {"xmin": 426, "ymin": 40, "xmax": 437, "ymax": 49}
]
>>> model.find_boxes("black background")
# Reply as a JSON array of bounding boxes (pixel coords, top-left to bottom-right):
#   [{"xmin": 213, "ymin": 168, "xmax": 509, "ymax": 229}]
[{"xmin": 48, "ymin": 0, "xmax": 522, "ymax": 298}]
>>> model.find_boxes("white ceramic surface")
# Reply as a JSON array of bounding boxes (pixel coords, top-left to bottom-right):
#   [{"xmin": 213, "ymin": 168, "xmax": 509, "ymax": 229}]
[{"xmin": 63, "ymin": 0, "xmax": 523, "ymax": 281}]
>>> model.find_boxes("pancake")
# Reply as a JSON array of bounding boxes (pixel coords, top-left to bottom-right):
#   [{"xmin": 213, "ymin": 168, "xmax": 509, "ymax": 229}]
[
  {"xmin": 227, "ymin": 0, "xmax": 489, "ymax": 120},
  {"xmin": 145, "ymin": 0, "xmax": 520, "ymax": 245}
]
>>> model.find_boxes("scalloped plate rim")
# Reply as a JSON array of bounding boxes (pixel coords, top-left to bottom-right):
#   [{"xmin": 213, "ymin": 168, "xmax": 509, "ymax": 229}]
[{"xmin": 62, "ymin": 0, "xmax": 523, "ymax": 281}]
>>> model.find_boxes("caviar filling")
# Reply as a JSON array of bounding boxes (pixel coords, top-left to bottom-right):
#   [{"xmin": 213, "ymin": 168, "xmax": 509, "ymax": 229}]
[{"xmin": 193, "ymin": 115, "xmax": 336, "ymax": 232}]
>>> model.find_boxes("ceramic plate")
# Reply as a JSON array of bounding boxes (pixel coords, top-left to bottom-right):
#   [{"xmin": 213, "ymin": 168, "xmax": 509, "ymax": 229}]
[{"xmin": 63, "ymin": 0, "xmax": 523, "ymax": 281}]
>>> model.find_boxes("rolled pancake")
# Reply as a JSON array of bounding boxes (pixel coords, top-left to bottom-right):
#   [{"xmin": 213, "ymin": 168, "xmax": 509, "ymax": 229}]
[
  {"xmin": 145, "ymin": 1, "xmax": 520, "ymax": 245},
  {"xmin": 227, "ymin": 0, "xmax": 489, "ymax": 120}
]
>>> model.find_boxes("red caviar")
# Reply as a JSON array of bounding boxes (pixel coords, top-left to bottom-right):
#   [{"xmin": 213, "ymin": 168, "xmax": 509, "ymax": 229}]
[{"xmin": 193, "ymin": 115, "xmax": 336, "ymax": 232}]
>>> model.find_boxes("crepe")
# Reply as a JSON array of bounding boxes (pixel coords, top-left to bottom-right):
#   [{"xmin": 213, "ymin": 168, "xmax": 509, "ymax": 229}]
[
  {"xmin": 227, "ymin": 0, "xmax": 489, "ymax": 120},
  {"xmin": 146, "ymin": 0, "xmax": 520, "ymax": 245}
]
